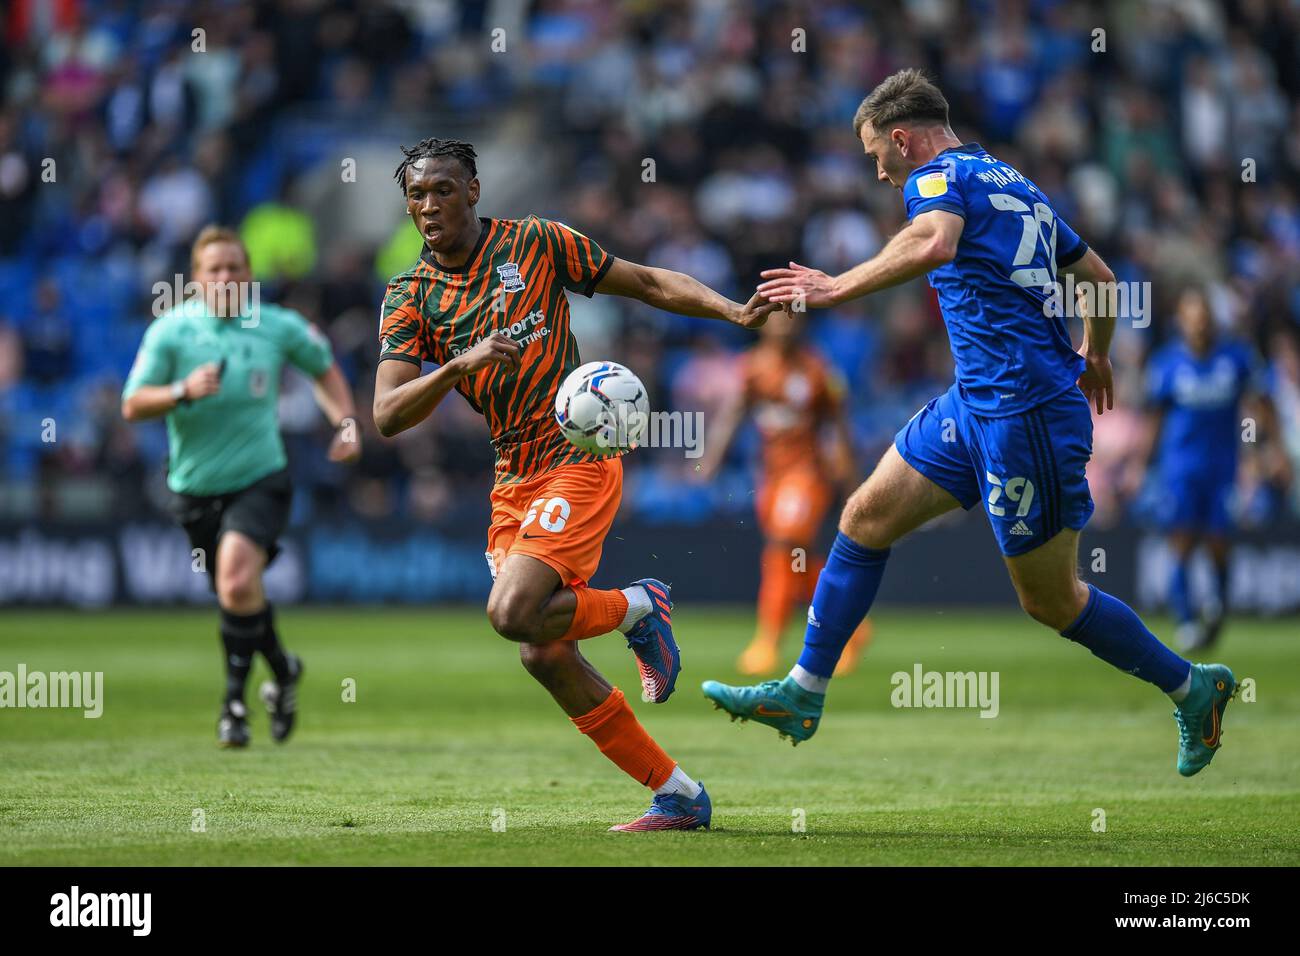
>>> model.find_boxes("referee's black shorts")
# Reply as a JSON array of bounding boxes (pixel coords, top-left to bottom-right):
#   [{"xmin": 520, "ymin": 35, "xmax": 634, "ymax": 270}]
[{"xmin": 169, "ymin": 468, "xmax": 292, "ymax": 586}]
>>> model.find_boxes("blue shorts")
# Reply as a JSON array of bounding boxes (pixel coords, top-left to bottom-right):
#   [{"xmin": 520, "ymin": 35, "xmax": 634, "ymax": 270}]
[
  {"xmin": 1155, "ymin": 469, "xmax": 1235, "ymax": 534},
  {"xmin": 894, "ymin": 384, "xmax": 1095, "ymax": 557}
]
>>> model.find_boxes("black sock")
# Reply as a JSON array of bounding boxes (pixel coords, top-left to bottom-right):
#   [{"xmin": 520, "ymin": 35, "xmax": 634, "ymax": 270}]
[
  {"xmin": 257, "ymin": 604, "xmax": 292, "ymax": 683},
  {"xmin": 219, "ymin": 608, "xmax": 262, "ymax": 706}
]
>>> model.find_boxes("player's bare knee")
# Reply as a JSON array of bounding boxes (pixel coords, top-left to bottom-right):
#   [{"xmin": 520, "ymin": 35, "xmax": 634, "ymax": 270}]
[
  {"xmin": 518, "ymin": 641, "xmax": 570, "ymax": 683},
  {"xmin": 1017, "ymin": 588, "xmax": 1080, "ymax": 631},
  {"xmin": 839, "ymin": 488, "xmax": 892, "ymax": 550},
  {"xmin": 216, "ymin": 567, "xmax": 259, "ymax": 611},
  {"xmin": 1016, "ymin": 592, "xmax": 1051, "ymax": 627},
  {"xmin": 486, "ymin": 591, "xmax": 541, "ymax": 642}
]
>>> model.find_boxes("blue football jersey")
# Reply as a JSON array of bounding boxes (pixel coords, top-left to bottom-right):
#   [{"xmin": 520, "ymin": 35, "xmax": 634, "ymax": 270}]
[
  {"xmin": 903, "ymin": 143, "xmax": 1089, "ymax": 416},
  {"xmin": 1147, "ymin": 338, "xmax": 1262, "ymax": 476}
]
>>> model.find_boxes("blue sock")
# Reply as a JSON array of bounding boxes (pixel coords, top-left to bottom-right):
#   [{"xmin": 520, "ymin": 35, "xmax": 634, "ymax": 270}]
[
  {"xmin": 1168, "ymin": 557, "xmax": 1193, "ymax": 624},
  {"xmin": 794, "ymin": 532, "xmax": 889, "ymax": 680},
  {"xmin": 1060, "ymin": 585, "xmax": 1191, "ymax": 693}
]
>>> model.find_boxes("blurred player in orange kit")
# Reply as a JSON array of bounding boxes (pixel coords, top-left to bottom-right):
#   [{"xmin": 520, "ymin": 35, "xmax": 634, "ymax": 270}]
[{"xmin": 698, "ymin": 314, "xmax": 872, "ymax": 676}]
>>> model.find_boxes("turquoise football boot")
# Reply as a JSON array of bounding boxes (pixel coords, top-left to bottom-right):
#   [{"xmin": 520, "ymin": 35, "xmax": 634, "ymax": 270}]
[
  {"xmin": 1173, "ymin": 663, "xmax": 1237, "ymax": 777},
  {"xmin": 701, "ymin": 676, "xmax": 824, "ymax": 745}
]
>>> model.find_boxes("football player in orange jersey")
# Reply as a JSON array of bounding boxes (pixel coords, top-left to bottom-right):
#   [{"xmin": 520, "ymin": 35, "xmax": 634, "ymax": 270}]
[
  {"xmin": 372, "ymin": 138, "xmax": 780, "ymax": 831},
  {"xmin": 697, "ymin": 314, "xmax": 873, "ymax": 676}
]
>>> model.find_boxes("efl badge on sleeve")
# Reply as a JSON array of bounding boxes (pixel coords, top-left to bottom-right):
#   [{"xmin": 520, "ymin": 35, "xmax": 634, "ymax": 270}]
[{"xmin": 917, "ymin": 171, "xmax": 949, "ymax": 198}]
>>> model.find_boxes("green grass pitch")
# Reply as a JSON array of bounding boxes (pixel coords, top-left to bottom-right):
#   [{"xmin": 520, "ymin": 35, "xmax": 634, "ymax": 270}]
[{"xmin": 2, "ymin": 606, "xmax": 1297, "ymax": 866}]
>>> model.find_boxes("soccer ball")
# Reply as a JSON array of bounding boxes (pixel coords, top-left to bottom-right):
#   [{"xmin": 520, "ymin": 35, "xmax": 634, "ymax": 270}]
[{"xmin": 554, "ymin": 360, "xmax": 649, "ymax": 454}]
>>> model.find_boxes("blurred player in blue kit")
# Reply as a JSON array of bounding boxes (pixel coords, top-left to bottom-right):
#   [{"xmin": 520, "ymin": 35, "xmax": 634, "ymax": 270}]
[
  {"xmin": 1140, "ymin": 286, "xmax": 1290, "ymax": 651},
  {"xmin": 705, "ymin": 68, "xmax": 1238, "ymax": 778}
]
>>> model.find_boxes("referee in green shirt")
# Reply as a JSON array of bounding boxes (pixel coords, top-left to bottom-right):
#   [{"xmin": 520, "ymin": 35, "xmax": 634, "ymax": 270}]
[{"xmin": 123, "ymin": 226, "xmax": 361, "ymax": 747}]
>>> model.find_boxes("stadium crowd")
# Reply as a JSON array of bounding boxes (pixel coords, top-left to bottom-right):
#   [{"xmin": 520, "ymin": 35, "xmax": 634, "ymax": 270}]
[{"xmin": 2, "ymin": 0, "xmax": 1298, "ymax": 531}]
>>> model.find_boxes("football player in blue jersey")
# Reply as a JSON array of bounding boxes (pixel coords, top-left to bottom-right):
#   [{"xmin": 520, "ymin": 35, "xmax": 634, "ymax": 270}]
[
  {"xmin": 1140, "ymin": 285, "xmax": 1286, "ymax": 651},
  {"xmin": 703, "ymin": 68, "xmax": 1236, "ymax": 777}
]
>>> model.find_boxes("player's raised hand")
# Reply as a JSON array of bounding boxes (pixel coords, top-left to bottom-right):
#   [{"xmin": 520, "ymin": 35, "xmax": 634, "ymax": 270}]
[
  {"xmin": 1076, "ymin": 350, "xmax": 1114, "ymax": 415},
  {"xmin": 457, "ymin": 332, "xmax": 521, "ymax": 375},
  {"xmin": 732, "ymin": 290, "xmax": 783, "ymax": 329},
  {"xmin": 757, "ymin": 262, "xmax": 840, "ymax": 309},
  {"xmin": 183, "ymin": 362, "xmax": 222, "ymax": 400}
]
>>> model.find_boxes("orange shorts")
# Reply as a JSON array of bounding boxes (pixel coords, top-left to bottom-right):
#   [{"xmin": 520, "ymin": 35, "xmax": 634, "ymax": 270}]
[
  {"xmin": 756, "ymin": 469, "xmax": 832, "ymax": 544},
  {"xmin": 485, "ymin": 457, "xmax": 623, "ymax": 587}
]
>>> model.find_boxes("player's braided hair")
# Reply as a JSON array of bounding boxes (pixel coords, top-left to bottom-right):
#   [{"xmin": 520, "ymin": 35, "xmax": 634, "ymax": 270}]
[{"xmin": 393, "ymin": 138, "xmax": 478, "ymax": 195}]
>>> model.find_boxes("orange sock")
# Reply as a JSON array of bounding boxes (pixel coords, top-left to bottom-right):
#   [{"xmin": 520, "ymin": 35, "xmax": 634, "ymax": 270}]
[
  {"xmin": 755, "ymin": 544, "xmax": 800, "ymax": 646},
  {"xmin": 561, "ymin": 586, "xmax": 629, "ymax": 640},
  {"xmin": 571, "ymin": 687, "xmax": 676, "ymax": 789}
]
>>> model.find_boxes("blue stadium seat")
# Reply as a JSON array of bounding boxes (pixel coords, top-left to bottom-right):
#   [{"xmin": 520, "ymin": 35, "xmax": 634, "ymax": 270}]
[{"xmin": 0, "ymin": 258, "xmax": 37, "ymax": 324}]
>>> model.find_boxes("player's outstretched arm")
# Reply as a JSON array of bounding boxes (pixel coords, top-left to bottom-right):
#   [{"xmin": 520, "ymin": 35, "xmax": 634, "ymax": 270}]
[
  {"xmin": 693, "ymin": 390, "xmax": 750, "ymax": 482},
  {"xmin": 313, "ymin": 362, "xmax": 363, "ymax": 462},
  {"xmin": 1126, "ymin": 406, "xmax": 1164, "ymax": 499},
  {"xmin": 757, "ymin": 210, "xmax": 963, "ymax": 308},
  {"xmin": 826, "ymin": 404, "xmax": 858, "ymax": 491},
  {"xmin": 372, "ymin": 332, "xmax": 520, "ymax": 438},
  {"xmin": 1248, "ymin": 392, "xmax": 1294, "ymax": 491},
  {"xmin": 594, "ymin": 257, "xmax": 780, "ymax": 329},
  {"xmin": 1060, "ymin": 247, "xmax": 1117, "ymax": 415}
]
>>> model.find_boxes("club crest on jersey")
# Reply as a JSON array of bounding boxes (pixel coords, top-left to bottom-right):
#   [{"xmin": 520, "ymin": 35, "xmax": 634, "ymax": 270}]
[{"xmin": 497, "ymin": 262, "xmax": 525, "ymax": 293}]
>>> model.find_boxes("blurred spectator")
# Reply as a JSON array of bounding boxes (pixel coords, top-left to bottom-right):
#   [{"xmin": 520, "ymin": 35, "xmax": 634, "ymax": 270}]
[
  {"xmin": 240, "ymin": 177, "xmax": 316, "ymax": 280},
  {"xmin": 23, "ymin": 279, "xmax": 73, "ymax": 385}
]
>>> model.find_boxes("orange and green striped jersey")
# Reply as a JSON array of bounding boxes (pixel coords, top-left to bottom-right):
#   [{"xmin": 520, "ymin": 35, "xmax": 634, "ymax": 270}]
[{"xmin": 379, "ymin": 216, "xmax": 618, "ymax": 484}]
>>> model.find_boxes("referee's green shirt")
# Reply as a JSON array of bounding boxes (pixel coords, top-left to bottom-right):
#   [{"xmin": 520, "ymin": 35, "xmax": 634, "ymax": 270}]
[{"xmin": 123, "ymin": 299, "xmax": 334, "ymax": 495}]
